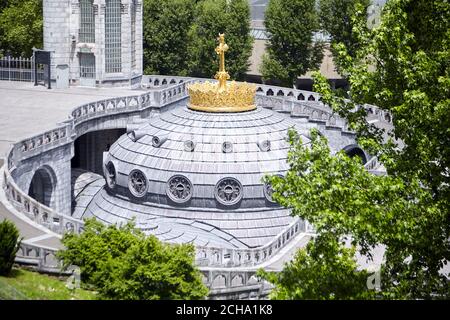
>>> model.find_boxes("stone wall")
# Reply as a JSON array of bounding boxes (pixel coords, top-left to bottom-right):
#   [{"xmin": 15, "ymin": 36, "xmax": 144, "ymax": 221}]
[{"xmin": 43, "ymin": 0, "xmax": 143, "ymax": 87}]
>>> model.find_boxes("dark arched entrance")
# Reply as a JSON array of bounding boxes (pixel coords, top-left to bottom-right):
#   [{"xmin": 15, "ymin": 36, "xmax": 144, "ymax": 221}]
[
  {"xmin": 343, "ymin": 145, "xmax": 368, "ymax": 164},
  {"xmin": 28, "ymin": 166, "xmax": 56, "ymax": 207},
  {"xmin": 71, "ymin": 128, "xmax": 125, "ymax": 175}
]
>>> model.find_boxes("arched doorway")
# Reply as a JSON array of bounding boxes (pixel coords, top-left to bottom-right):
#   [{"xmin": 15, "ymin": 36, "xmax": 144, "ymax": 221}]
[
  {"xmin": 343, "ymin": 145, "xmax": 368, "ymax": 164},
  {"xmin": 71, "ymin": 128, "xmax": 125, "ymax": 175},
  {"xmin": 28, "ymin": 166, "xmax": 56, "ymax": 207}
]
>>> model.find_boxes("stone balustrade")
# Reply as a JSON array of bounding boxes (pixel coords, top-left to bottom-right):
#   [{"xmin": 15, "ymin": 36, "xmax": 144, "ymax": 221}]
[
  {"xmin": 364, "ymin": 103, "xmax": 393, "ymax": 124},
  {"xmin": 8, "ymin": 126, "xmax": 70, "ymax": 166},
  {"xmin": 2, "ymin": 164, "xmax": 84, "ymax": 235},
  {"xmin": 195, "ymin": 219, "xmax": 304, "ymax": 268},
  {"xmin": 15, "ymin": 242, "xmax": 63, "ymax": 273}
]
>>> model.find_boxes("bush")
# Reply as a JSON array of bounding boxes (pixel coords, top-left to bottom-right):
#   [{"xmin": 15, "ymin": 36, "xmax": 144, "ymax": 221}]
[
  {"xmin": 58, "ymin": 219, "xmax": 208, "ymax": 300},
  {"xmin": 0, "ymin": 220, "xmax": 21, "ymax": 276}
]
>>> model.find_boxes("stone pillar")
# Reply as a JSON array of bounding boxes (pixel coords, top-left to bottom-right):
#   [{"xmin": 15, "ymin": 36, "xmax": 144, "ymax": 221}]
[
  {"xmin": 69, "ymin": 0, "xmax": 80, "ymax": 84},
  {"xmin": 121, "ymin": 0, "xmax": 132, "ymax": 82},
  {"xmin": 135, "ymin": 0, "xmax": 143, "ymax": 77},
  {"xmin": 52, "ymin": 159, "xmax": 72, "ymax": 216},
  {"xmin": 43, "ymin": 0, "xmax": 71, "ymax": 81},
  {"xmin": 96, "ymin": 0, "xmax": 106, "ymax": 83}
]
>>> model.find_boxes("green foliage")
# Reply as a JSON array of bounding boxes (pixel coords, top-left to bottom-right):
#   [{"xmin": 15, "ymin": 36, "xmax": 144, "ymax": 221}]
[
  {"xmin": 58, "ymin": 219, "xmax": 208, "ymax": 300},
  {"xmin": 0, "ymin": 0, "xmax": 43, "ymax": 57},
  {"xmin": 143, "ymin": 0, "xmax": 196, "ymax": 76},
  {"xmin": 264, "ymin": 0, "xmax": 449, "ymax": 299},
  {"xmin": 142, "ymin": 0, "xmax": 252, "ymax": 79},
  {"xmin": 259, "ymin": 234, "xmax": 373, "ymax": 300},
  {"xmin": 0, "ymin": 220, "xmax": 21, "ymax": 276},
  {"xmin": 318, "ymin": 0, "xmax": 370, "ymax": 74},
  {"xmin": 261, "ymin": 0, "xmax": 324, "ymax": 86},
  {"xmin": 263, "ymin": 128, "xmax": 449, "ymax": 299},
  {"xmin": 187, "ymin": 0, "xmax": 253, "ymax": 79}
]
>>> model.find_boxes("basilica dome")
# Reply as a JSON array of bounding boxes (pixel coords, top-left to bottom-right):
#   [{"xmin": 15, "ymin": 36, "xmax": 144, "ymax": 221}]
[
  {"xmin": 79, "ymin": 105, "xmax": 310, "ymax": 249},
  {"xmin": 77, "ymin": 35, "xmax": 312, "ymax": 250}
]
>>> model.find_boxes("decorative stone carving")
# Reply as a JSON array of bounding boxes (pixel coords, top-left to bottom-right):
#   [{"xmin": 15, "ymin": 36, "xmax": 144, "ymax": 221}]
[
  {"xmin": 166, "ymin": 175, "xmax": 193, "ymax": 203},
  {"xmin": 263, "ymin": 182, "xmax": 275, "ymax": 203},
  {"xmin": 105, "ymin": 161, "xmax": 116, "ymax": 189},
  {"xmin": 257, "ymin": 139, "xmax": 271, "ymax": 152},
  {"xmin": 264, "ymin": 175, "xmax": 284, "ymax": 203},
  {"xmin": 215, "ymin": 177, "xmax": 243, "ymax": 206},
  {"xmin": 128, "ymin": 169, "xmax": 148, "ymax": 198}
]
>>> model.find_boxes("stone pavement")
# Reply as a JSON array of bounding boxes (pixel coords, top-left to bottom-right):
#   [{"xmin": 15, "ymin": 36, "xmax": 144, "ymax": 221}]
[{"xmin": 0, "ymin": 80, "xmax": 141, "ymax": 157}]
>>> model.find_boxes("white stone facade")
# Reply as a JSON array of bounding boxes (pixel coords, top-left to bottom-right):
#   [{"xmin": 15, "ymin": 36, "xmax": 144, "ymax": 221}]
[{"xmin": 43, "ymin": 0, "xmax": 143, "ymax": 88}]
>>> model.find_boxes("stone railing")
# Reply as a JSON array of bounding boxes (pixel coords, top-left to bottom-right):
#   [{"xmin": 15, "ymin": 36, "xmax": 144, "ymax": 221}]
[
  {"xmin": 2, "ymin": 163, "xmax": 84, "ymax": 235},
  {"xmin": 70, "ymin": 80, "xmax": 192, "ymax": 125},
  {"xmin": 8, "ymin": 126, "xmax": 71, "ymax": 165},
  {"xmin": 364, "ymin": 156, "xmax": 379, "ymax": 171},
  {"xmin": 141, "ymin": 75, "xmax": 190, "ymax": 88},
  {"xmin": 256, "ymin": 95, "xmax": 349, "ymax": 130},
  {"xmin": 70, "ymin": 95, "xmax": 148, "ymax": 125},
  {"xmin": 364, "ymin": 103, "xmax": 393, "ymax": 124},
  {"xmin": 152, "ymin": 80, "xmax": 194, "ymax": 107},
  {"xmin": 364, "ymin": 156, "xmax": 387, "ymax": 175},
  {"xmin": 14, "ymin": 242, "xmax": 66, "ymax": 274},
  {"xmin": 255, "ymin": 83, "xmax": 321, "ymax": 102},
  {"xmin": 201, "ymin": 268, "xmax": 272, "ymax": 299},
  {"xmin": 195, "ymin": 219, "xmax": 304, "ymax": 268}
]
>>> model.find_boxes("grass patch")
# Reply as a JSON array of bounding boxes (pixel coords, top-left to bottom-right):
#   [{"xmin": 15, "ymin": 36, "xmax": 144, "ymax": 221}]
[{"xmin": 0, "ymin": 267, "xmax": 97, "ymax": 300}]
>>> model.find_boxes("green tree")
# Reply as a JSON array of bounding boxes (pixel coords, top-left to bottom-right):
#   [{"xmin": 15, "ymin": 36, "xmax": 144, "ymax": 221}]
[
  {"xmin": 0, "ymin": 0, "xmax": 43, "ymax": 57},
  {"xmin": 259, "ymin": 233, "xmax": 373, "ymax": 300},
  {"xmin": 260, "ymin": 0, "xmax": 324, "ymax": 87},
  {"xmin": 187, "ymin": 0, "xmax": 253, "ymax": 80},
  {"xmin": 318, "ymin": 0, "xmax": 370, "ymax": 73},
  {"xmin": 143, "ymin": 0, "xmax": 196, "ymax": 75},
  {"xmin": 262, "ymin": 128, "xmax": 449, "ymax": 299},
  {"xmin": 0, "ymin": 220, "xmax": 21, "ymax": 276},
  {"xmin": 263, "ymin": 0, "xmax": 450, "ymax": 299},
  {"xmin": 58, "ymin": 219, "xmax": 208, "ymax": 300}
]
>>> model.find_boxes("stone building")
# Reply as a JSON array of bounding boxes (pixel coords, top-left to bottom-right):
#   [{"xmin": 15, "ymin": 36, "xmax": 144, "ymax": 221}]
[{"xmin": 43, "ymin": 0, "xmax": 143, "ymax": 87}]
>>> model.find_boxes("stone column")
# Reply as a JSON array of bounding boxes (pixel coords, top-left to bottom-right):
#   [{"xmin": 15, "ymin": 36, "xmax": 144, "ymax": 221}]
[{"xmin": 43, "ymin": 0, "xmax": 71, "ymax": 82}]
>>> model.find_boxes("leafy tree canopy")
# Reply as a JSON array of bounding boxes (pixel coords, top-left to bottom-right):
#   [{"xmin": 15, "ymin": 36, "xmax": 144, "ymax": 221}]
[
  {"xmin": 187, "ymin": 0, "xmax": 253, "ymax": 80},
  {"xmin": 0, "ymin": 0, "xmax": 43, "ymax": 57},
  {"xmin": 0, "ymin": 220, "xmax": 21, "ymax": 276},
  {"xmin": 143, "ymin": 0, "xmax": 197, "ymax": 76},
  {"xmin": 262, "ymin": 0, "xmax": 449, "ymax": 299},
  {"xmin": 318, "ymin": 0, "xmax": 371, "ymax": 73},
  {"xmin": 260, "ymin": 0, "xmax": 324, "ymax": 87},
  {"xmin": 58, "ymin": 219, "xmax": 208, "ymax": 300}
]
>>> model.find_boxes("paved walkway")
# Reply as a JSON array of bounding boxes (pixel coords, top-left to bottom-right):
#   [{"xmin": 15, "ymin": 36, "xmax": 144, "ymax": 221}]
[{"xmin": 0, "ymin": 80, "xmax": 140, "ymax": 157}]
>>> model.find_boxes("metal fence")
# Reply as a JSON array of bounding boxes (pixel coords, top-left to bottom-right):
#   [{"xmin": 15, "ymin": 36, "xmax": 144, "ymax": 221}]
[{"xmin": 0, "ymin": 56, "xmax": 44, "ymax": 82}]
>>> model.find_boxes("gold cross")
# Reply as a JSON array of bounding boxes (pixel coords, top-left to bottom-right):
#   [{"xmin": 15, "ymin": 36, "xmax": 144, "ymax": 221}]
[{"xmin": 215, "ymin": 33, "xmax": 230, "ymax": 91}]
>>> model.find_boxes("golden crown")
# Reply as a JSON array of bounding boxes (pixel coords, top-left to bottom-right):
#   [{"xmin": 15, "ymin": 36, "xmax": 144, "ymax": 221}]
[
  {"xmin": 188, "ymin": 81, "xmax": 256, "ymax": 113},
  {"xmin": 188, "ymin": 34, "xmax": 256, "ymax": 113}
]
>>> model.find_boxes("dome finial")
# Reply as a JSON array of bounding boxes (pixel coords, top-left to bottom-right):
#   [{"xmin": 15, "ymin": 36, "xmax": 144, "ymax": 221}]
[
  {"xmin": 187, "ymin": 34, "xmax": 256, "ymax": 113},
  {"xmin": 214, "ymin": 33, "xmax": 230, "ymax": 91}
]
